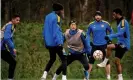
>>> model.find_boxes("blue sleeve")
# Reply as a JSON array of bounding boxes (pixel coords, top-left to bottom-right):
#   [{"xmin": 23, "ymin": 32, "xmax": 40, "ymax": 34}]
[
  {"xmin": 86, "ymin": 25, "xmax": 92, "ymax": 42},
  {"xmin": 106, "ymin": 24, "xmax": 113, "ymax": 34},
  {"xmin": 4, "ymin": 24, "xmax": 12, "ymax": 39},
  {"xmin": 4, "ymin": 38, "xmax": 15, "ymax": 56},
  {"xmin": 53, "ymin": 18, "xmax": 63, "ymax": 45},
  {"xmin": 63, "ymin": 33, "xmax": 66, "ymax": 42},
  {"xmin": 87, "ymin": 25, "xmax": 92, "ymax": 36},
  {"xmin": 81, "ymin": 32, "xmax": 91, "ymax": 54},
  {"xmin": 108, "ymin": 21, "xmax": 128, "ymax": 40},
  {"xmin": 5, "ymin": 38, "xmax": 15, "ymax": 49},
  {"xmin": 42, "ymin": 16, "xmax": 47, "ymax": 38}
]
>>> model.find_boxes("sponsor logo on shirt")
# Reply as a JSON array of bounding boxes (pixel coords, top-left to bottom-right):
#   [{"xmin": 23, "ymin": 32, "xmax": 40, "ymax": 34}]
[
  {"xmin": 93, "ymin": 25, "xmax": 96, "ymax": 28},
  {"xmin": 101, "ymin": 24, "xmax": 104, "ymax": 27}
]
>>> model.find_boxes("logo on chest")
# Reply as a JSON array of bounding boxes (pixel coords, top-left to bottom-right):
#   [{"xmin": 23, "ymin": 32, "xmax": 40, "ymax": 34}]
[
  {"xmin": 101, "ymin": 24, "xmax": 104, "ymax": 28},
  {"xmin": 93, "ymin": 25, "xmax": 96, "ymax": 28}
]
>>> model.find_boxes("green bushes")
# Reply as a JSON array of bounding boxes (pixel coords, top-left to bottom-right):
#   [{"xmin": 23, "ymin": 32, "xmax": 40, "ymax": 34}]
[{"xmin": 1, "ymin": 22, "xmax": 133, "ymax": 79}]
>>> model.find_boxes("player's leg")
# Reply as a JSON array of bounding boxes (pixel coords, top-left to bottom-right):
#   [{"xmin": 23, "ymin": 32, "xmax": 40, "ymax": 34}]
[
  {"xmin": 88, "ymin": 45, "xmax": 96, "ymax": 73},
  {"xmin": 84, "ymin": 45, "xmax": 95, "ymax": 80},
  {"xmin": 56, "ymin": 47, "xmax": 67, "ymax": 80},
  {"xmin": 41, "ymin": 47, "xmax": 56, "ymax": 80},
  {"xmin": 114, "ymin": 45, "xmax": 127, "ymax": 80},
  {"xmin": 105, "ymin": 63, "xmax": 111, "ymax": 80},
  {"xmin": 79, "ymin": 54, "xmax": 89, "ymax": 80},
  {"xmin": 53, "ymin": 55, "xmax": 74, "ymax": 80},
  {"xmin": 101, "ymin": 47, "xmax": 111, "ymax": 80},
  {"xmin": 84, "ymin": 54, "xmax": 94, "ymax": 80},
  {"xmin": 114, "ymin": 57, "xmax": 123, "ymax": 80},
  {"xmin": 106, "ymin": 44, "xmax": 116, "ymax": 58},
  {"xmin": 88, "ymin": 57, "xmax": 95, "ymax": 73},
  {"xmin": 97, "ymin": 44, "xmax": 115, "ymax": 67},
  {"xmin": 88, "ymin": 64, "xmax": 92, "ymax": 73},
  {"xmin": 100, "ymin": 45, "xmax": 111, "ymax": 80},
  {"xmin": 1, "ymin": 50, "xmax": 16, "ymax": 80}
]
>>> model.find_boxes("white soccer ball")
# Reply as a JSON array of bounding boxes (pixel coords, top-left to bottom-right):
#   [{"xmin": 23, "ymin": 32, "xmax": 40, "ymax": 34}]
[{"xmin": 93, "ymin": 50, "xmax": 103, "ymax": 60}]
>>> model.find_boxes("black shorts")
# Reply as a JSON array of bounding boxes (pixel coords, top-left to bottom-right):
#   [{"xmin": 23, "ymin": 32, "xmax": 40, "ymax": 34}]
[
  {"xmin": 114, "ymin": 43, "xmax": 128, "ymax": 59},
  {"xmin": 67, "ymin": 53, "xmax": 89, "ymax": 70},
  {"xmin": 88, "ymin": 44, "xmax": 109, "ymax": 64}
]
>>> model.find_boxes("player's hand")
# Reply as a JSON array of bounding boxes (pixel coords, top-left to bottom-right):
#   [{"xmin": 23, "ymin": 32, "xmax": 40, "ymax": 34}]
[
  {"xmin": 90, "ymin": 42, "xmax": 93, "ymax": 46},
  {"xmin": 57, "ymin": 44, "xmax": 63, "ymax": 50},
  {"xmin": 13, "ymin": 49, "xmax": 17, "ymax": 57},
  {"xmin": 13, "ymin": 49, "xmax": 17, "ymax": 54},
  {"xmin": 87, "ymin": 54, "xmax": 91, "ymax": 58},
  {"xmin": 105, "ymin": 36, "xmax": 109, "ymax": 40},
  {"xmin": 123, "ymin": 32, "xmax": 127, "ymax": 38},
  {"xmin": 107, "ymin": 40, "xmax": 112, "ymax": 44},
  {"xmin": 105, "ymin": 36, "xmax": 112, "ymax": 44}
]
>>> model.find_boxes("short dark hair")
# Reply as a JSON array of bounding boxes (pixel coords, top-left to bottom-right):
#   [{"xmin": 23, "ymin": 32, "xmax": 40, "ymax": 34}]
[
  {"xmin": 113, "ymin": 8, "xmax": 122, "ymax": 15},
  {"xmin": 52, "ymin": 3, "xmax": 63, "ymax": 11},
  {"xmin": 69, "ymin": 20, "xmax": 77, "ymax": 26},
  {"xmin": 12, "ymin": 14, "xmax": 20, "ymax": 19},
  {"xmin": 95, "ymin": 11, "xmax": 102, "ymax": 16}
]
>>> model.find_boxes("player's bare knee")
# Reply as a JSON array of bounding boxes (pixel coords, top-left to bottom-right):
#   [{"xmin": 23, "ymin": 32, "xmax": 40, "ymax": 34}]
[
  {"xmin": 106, "ymin": 61, "xmax": 110, "ymax": 66},
  {"xmin": 114, "ymin": 58, "xmax": 121, "ymax": 65},
  {"xmin": 107, "ymin": 45, "xmax": 112, "ymax": 50}
]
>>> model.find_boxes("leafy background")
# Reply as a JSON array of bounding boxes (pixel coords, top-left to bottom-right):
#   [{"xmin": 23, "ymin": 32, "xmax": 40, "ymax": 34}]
[{"xmin": 1, "ymin": 21, "xmax": 133, "ymax": 80}]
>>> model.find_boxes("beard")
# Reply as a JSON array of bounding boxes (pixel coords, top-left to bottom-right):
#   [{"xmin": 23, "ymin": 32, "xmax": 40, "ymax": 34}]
[
  {"xmin": 95, "ymin": 18, "xmax": 101, "ymax": 22},
  {"xmin": 56, "ymin": 11, "xmax": 65, "ymax": 19},
  {"xmin": 59, "ymin": 13, "xmax": 64, "ymax": 19}
]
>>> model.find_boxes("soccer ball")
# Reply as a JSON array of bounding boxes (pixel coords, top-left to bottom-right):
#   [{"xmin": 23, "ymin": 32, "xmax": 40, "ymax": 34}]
[{"xmin": 93, "ymin": 50, "xmax": 103, "ymax": 60}]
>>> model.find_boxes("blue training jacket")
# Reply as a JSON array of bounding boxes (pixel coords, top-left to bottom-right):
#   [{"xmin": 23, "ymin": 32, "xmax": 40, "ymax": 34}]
[
  {"xmin": 1, "ymin": 23, "xmax": 15, "ymax": 56},
  {"xmin": 87, "ymin": 20, "xmax": 113, "ymax": 46},
  {"xmin": 108, "ymin": 19, "xmax": 130, "ymax": 50},
  {"xmin": 43, "ymin": 11, "xmax": 63, "ymax": 47}
]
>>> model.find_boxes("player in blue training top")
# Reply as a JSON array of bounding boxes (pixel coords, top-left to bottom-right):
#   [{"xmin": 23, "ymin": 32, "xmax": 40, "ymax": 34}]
[
  {"xmin": 41, "ymin": 3, "xmax": 67, "ymax": 80},
  {"xmin": 97, "ymin": 8, "xmax": 130, "ymax": 80},
  {"xmin": 1, "ymin": 14, "xmax": 20, "ymax": 80},
  {"xmin": 87, "ymin": 11, "xmax": 113, "ymax": 80}
]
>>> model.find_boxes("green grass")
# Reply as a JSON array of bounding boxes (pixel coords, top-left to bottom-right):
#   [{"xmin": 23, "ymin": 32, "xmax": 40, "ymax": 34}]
[
  {"xmin": 1, "ymin": 78, "xmax": 132, "ymax": 80},
  {"xmin": 1, "ymin": 22, "xmax": 133, "ymax": 79}
]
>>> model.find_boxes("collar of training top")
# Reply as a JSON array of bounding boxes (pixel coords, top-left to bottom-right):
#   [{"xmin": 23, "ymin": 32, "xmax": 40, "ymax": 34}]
[{"xmin": 117, "ymin": 17, "xmax": 124, "ymax": 25}]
